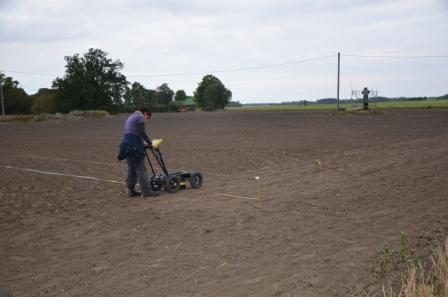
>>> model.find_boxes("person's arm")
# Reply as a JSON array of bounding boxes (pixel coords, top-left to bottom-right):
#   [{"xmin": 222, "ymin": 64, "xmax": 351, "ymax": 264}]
[{"xmin": 137, "ymin": 122, "xmax": 152, "ymax": 145}]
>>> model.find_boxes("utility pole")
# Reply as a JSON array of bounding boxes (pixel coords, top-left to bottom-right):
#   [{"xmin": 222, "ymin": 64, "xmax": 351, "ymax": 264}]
[
  {"xmin": 0, "ymin": 73, "xmax": 5, "ymax": 116},
  {"xmin": 337, "ymin": 52, "xmax": 340, "ymax": 112}
]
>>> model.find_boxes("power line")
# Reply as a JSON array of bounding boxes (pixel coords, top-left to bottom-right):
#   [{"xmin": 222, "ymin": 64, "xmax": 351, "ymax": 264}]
[
  {"xmin": 1, "ymin": 54, "xmax": 337, "ymax": 79},
  {"xmin": 1, "ymin": 53, "xmax": 447, "ymax": 79},
  {"xmin": 0, "ymin": 69, "xmax": 58, "ymax": 76},
  {"xmin": 343, "ymin": 54, "xmax": 448, "ymax": 59},
  {"xmin": 125, "ymin": 54, "xmax": 337, "ymax": 78}
]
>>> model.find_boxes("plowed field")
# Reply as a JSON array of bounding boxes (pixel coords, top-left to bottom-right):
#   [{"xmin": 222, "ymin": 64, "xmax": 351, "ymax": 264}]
[{"xmin": 1, "ymin": 110, "xmax": 448, "ymax": 297}]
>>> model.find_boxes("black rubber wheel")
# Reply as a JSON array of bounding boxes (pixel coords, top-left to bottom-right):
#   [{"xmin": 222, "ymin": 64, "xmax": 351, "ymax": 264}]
[
  {"xmin": 151, "ymin": 183, "xmax": 162, "ymax": 192},
  {"xmin": 189, "ymin": 172, "xmax": 203, "ymax": 189},
  {"xmin": 165, "ymin": 176, "xmax": 180, "ymax": 193},
  {"xmin": 150, "ymin": 177, "xmax": 162, "ymax": 192}
]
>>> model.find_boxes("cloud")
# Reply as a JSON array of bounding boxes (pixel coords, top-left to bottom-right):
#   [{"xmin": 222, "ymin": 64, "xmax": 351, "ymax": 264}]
[{"xmin": 0, "ymin": 0, "xmax": 447, "ymax": 101}]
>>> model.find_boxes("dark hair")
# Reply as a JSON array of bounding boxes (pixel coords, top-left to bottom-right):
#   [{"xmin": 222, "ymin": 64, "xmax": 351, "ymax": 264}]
[{"xmin": 140, "ymin": 107, "xmax": 152, "ymax": 115}]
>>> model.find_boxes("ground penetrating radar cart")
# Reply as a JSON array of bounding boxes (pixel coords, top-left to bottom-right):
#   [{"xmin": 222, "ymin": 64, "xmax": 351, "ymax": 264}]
[{"xmin": 144, "ymin": 139, "xmax": 203, "ymax": 193}]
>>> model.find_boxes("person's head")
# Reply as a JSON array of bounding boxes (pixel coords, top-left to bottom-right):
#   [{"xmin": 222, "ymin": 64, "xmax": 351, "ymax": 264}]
[{"xmin": 140, "ymin": 107, "xmax": 152, "ymax": 120}]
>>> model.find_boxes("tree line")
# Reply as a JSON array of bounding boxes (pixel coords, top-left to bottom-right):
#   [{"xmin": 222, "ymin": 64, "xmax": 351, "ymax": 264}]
[{"xmin": 0, "ymin": 48, "xmax": 232, "ymax": 115}]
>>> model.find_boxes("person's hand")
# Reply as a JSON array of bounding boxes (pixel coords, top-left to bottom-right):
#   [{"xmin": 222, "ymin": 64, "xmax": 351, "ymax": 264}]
[{"xmin": 144, "ymin": 141, "xmax": 153, "ymax": 149}]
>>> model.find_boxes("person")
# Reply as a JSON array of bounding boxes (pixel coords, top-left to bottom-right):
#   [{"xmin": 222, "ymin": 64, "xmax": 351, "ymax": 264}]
[{"xmin": 118, "ymin": 107, "xmax": 159, "ymax": 198}]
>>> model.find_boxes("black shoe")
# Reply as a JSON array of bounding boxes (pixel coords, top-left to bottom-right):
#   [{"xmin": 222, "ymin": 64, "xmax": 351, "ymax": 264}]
[
  {"xmin": 127, "ymin": 187, "xmax": 142, "ymax": 198},
  {"xmin": 141, "ymin": 191, "xmax": 160, "ymax": 198}
]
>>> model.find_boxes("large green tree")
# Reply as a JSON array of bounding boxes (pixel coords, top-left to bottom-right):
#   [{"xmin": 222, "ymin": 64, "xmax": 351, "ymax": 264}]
[
  {"xmin": 155, "ymin": 83, "xmax": 174, "ymax": 106},
  {"xmin": 52, "ymin": 48, "xmax": 128, "ymax": 112},
  {"xmin": 194, "ymin": 75, "xmax": 231, "ymax": 111},
  {"xmin": 0, "ymin": 73, "xmax": 32, "ymax": 114}
]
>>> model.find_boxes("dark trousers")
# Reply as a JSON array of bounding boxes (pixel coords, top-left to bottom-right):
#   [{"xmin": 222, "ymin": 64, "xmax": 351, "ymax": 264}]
[{"xmin": 126, "ymin": 158, "xmax": 153, "ymax": 194}]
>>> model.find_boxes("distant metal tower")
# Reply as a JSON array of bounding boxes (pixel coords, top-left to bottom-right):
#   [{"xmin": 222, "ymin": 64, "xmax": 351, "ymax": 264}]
[{"xmin": 351, "ymin": 89, "xmax": 359, "ymax": 100}]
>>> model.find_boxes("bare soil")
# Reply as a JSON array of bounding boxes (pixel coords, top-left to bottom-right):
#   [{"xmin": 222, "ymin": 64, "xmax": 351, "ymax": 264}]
[{"xmin": 1, "ymin": 110, "xmax": 448, "ymax": 297}]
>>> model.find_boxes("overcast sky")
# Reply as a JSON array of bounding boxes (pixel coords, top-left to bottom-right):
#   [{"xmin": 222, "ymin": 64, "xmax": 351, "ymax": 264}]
[{"xmin": 1, "ymin": 0, "xmax": 447, "ymax": 103}]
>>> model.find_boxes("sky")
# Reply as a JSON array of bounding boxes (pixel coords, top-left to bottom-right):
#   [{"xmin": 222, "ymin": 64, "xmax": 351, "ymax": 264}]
[{"xmin": 0, "ymin": 0, "xmax": 447, "ymax": 103}]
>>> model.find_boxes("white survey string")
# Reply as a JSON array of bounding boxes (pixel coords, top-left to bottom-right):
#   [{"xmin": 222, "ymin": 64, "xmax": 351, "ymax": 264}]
[
  {"xmin": 4, "ymin": 165, "xmax": 125, "ymax": 185},
  {"xmin": 217, "ymin": 193, "xmax": 260, "ymax": 200},
  {"xmin": 4, "ymin": 165, "xmax": 263, "ymax": 201}
]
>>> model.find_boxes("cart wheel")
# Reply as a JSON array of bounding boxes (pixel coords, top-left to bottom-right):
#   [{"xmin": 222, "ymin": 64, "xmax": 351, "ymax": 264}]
[
  {"xmin": 190, "ymin": 172, "xmax": 203, "ymax": 189},
  {"xmin": 151, "ymin": 183, "xmax": 162, "ymax": 192},
  {"xmin": 151, "ymin": 177, "xmax": 162, "ymax": 192},
  {"xmin": 165, "ymin": 176, "xmax": 180, "ymax": 193}
]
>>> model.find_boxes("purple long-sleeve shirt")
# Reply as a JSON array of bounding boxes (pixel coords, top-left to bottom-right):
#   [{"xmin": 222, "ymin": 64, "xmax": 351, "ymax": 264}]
[{"xmin": 124, "ymin": 112, "xmax": 151, "ymax": 144}]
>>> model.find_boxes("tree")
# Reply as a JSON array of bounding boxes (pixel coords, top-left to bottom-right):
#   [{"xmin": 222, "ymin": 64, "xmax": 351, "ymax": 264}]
[
  {"xmin": 0, "ymin": 73, "xmax": 32, "ymax": 114},
  {"xmin": 174, "ymin": 89, "xmax": 187, "ymax": 101},
  {"xmin": 52, "ymin": 48, "xmax": 128, "ymax": 113},
  {"xmin": 155, "ymin": 83, "xmax": 174, "ymax": 106},
  {"xmin": 194, "ymin": 75, "xmax": 231, "ymax": 111},
  {"xmin": 123, "ymin": 82, "xmax": 156, "ymax": 107},
  {"xmin": 35, "ymin": 88, "xmax": 56, "ymax": 96}
]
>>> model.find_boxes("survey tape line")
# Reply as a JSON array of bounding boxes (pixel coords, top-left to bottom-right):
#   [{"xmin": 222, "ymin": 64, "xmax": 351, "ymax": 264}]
[
  {"xmin": 21, "ymin": 153, "xmax": 121, "ymax": 167},
  {"xmin": 4, "ymin": 166, "xmax": 263, "ymax": 200},
  {"xmin": 4, "ymin": 165, "xmax": 125, "ymax": 185},
  {"xmin": 217, "ymin": 193, "xmax": 260, "ymax": 200}
]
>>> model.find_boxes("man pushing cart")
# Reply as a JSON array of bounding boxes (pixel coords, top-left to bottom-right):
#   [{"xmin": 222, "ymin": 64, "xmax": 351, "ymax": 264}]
[{"xmin": 118, "ymin": 107, "xmax": 202, "ymax": 199}]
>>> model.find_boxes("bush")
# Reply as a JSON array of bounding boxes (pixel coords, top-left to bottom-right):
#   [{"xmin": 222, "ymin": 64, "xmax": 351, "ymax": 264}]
[
  {"xmin": 0, "ymin": 113, "xmax": 64, "ymax": 122},
  {"xmin": 383, "ymin": 239, "xmax": 448, "ymax": 297},
  {"xmin": 122, "ymin": 102, "xmax": 180, "ymax": 113},
  {"xmin": 68, "ymin": 110, "xmax": 110, "ymax": 118},
  {"xmin": 372, "ymin": 231, "xmax": 418, "ymax": 278},
  {"xmin": 31, "ymin": 94, "xmax": 57, "ymax": 114},
  {"xmin": 161, "ymin": 102, "xmax": 179, "ymax": 112}
]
